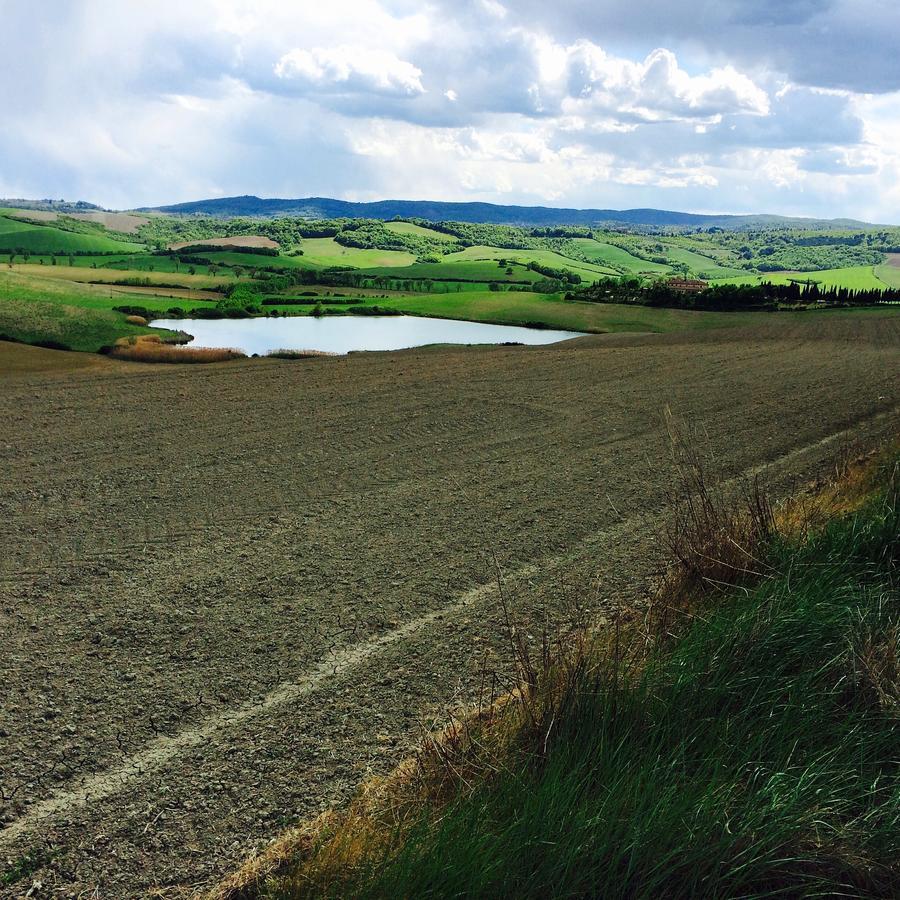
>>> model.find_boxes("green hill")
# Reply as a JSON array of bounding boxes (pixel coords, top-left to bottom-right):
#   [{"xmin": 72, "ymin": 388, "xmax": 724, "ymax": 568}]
[{"xmin": 0, "ymin": 212, "xmax": 142, "ymax": 254}]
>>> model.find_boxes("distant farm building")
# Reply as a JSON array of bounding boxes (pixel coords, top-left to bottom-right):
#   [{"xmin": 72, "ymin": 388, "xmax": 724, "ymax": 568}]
[{"xmin": 666, "ymin": 278, "xmax": 709, "ymax": 293}]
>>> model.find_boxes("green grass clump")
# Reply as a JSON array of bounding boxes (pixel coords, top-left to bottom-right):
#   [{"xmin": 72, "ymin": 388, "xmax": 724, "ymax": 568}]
[{"xmin": 274, "ymin": 463, "xmax": 899, "ymax": 899}]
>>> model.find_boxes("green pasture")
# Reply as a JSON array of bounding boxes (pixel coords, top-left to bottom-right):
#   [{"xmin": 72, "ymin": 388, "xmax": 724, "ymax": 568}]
[
  {"xmin": 0, "ymin": 213, "xmax": 143, "ymax": 254},
  {"xmin": 348, "ymin": 291, "xmax": 764, "ymax": 334},
  {"xmin": 658, "ymin": 242, "xmax": 747, "ymax": 278},
  {"xmin": 570, "ymin": 239, "xmax": 671, "ymax": 275},
  {"xmin": 712, "ymin": 265, "xmax": 889, "ymax": 291},
  {"xmin": 441, "ymin": 245, "xmax": 616, "ymax": 280},
  {"xmin": 384, "ymin": 221, "xmax": 458, "ymax": 242},
  {"xmin": 299, "ymin": 237, "xmax": 416, "ymax": 268},
  {"xmin": 0, "ymin": 271, "xmax": 181, "ymax": 351}
]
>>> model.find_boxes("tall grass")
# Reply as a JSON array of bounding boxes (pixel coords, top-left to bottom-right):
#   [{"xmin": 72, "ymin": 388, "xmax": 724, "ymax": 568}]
[
  {"xmin": 110, "ymin": 335, "xmax": 245, "ymax": 364},
  {"xmin": 257, "ymin": 454, "xmax": 899, "ymax": 900},
  {"xmin": 265, "ymin": 348, "xmax": 337, "ymax": 360}
]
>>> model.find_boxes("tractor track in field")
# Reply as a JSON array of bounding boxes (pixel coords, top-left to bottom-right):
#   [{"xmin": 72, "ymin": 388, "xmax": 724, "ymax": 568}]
[
  {"xmin": 2, "ymin": 403, "xmax": 897, "ymax": 854},
  {"xmin": 0, "ymin": 317, "xmax": 897, "ymax": 896}
]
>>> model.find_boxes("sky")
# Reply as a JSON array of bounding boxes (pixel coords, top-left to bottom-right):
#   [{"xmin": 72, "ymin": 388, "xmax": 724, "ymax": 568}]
[{"xmin": 2, "ymin": 0, "xmax": 899, "ymax": 220}]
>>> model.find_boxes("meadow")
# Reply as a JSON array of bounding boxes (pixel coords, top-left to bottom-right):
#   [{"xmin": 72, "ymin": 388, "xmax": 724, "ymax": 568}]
[
  {"xmin": 1, "ymin": 206, "xmax": 899, "ymax": 355},
  {"xmin": 0, "ymin": 209, "xmax": 143, "ymax": 254},
  {"xmin": 570, "ymin": 237, "xmax": 671, "ymax": 274},
  {"xmin": 712, "ymin": 264, "xmax": 890, "ymax": 291}
]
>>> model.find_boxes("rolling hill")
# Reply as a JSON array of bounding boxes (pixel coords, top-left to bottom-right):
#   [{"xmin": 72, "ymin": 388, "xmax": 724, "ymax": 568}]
[{"xmin": 135, "ymin": 196, "xmax": 873, "ymax": 230}]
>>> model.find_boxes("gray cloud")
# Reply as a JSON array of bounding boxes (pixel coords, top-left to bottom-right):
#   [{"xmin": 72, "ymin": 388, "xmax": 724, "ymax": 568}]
[
  {"xmin": 449, "ymin": 0, "xmax": 900, "ymax": 94},
  {"xmin": 0, "ymin": 0, "xmax": 897, "ymax": 219}
]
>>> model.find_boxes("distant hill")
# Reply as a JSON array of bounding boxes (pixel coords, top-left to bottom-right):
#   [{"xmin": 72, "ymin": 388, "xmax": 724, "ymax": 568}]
[
  {"xmin": 0, "ymin": 198, "xmax": 103, "ymax": 214},
  {"xmin": 134, "ymin": 195, "xmax": 872, "ymax": 229}
]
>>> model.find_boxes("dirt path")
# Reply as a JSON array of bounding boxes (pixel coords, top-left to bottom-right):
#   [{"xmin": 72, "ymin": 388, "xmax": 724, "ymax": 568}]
[{"xmin": 0, "ymin": 317, "xmax": 897, "ymax": 896}]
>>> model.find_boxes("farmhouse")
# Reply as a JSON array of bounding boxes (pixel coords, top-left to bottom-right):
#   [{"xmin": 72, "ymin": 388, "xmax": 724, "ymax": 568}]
[{"xmin": 666, "ymin": 277, "xmax": 709, "ymax": 293}]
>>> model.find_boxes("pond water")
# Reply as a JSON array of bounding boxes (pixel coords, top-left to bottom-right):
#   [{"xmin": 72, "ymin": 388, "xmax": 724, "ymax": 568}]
[{"xmin": 149, "ymin": 315, "xmax": 583, "ymax": 356}]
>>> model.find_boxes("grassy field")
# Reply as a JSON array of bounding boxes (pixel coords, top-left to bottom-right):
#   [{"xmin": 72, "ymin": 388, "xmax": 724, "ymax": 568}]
[
  {"xmin": 0, "ymin": 298, "xmax": 176, "ymax": 351},
  {"xmin": 570, "ymin": 238, "xmax": 671, "ymax": 275},
  {"xmin": 2, "ymin": 210, "xmax": 899, "ymax": 357},
  {"xmin": 7, "ymin": 262, "xmax": 232, "ymax": 289},
  {"xmin": 353, "ymin": 290, "xmax": 766, "ymax": 333},
  {"xmin": 384, "ymin": 221, "xmax": 458, "ymax": 242},
  {"xmin": 0, "ymin": 270, "xmax": 185, "ymax": 349},
  {"xmin": 712, "ymin": 265, "xmax": 889, "ymax": 291},
  {"xmin": 3, "ymin": 265, "xmax": 898, "ymax": 354},
  {"xmin": 358, "ymin": 259, "xmax": 543, "ymax": 284},
  {"xmin": 0, "ymin": 212, "xmax": 142, "ymax": 254},
  {"xmin": 874, "ymin": 256, "xmax": 900, "ymax": 289},
  {"xmin": 658, "ymin": 242, "xmax": 747, "ymax": 278},
  {"xmin": 441, "ymin": 244, "xmax": 617, "ymax": 279},
  {"xmin": 299, "ymin": 238, "xmax": 416, "ymax": 268}
]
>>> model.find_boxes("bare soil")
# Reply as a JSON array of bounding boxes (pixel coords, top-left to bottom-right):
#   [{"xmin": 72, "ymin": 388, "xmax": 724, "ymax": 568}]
[
  {"xmin": 167, "ymin": 236, "xmax": 280, "ymax": 251},
  {"xmin": 107, "ymin": 285, "xmax": 223, "ymax": 302},
  {"xmin": 0, "ymin": 316, "xmax": 897, "ymax": 897},
  {"xmin": 0, "ymin": 341, "xmax": 112, "ymax": 376}
]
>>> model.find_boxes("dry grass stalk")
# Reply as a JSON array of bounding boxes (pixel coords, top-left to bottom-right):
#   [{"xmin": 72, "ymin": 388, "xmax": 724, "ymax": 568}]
[
  {"xmin": 207, "ymin": 435, "xmax": 896, "ymax": 900},
  {"xmin": 265, "ymin": 348, "xmax": 337, "ymax": 360},
  {"xmin": 111, "ymin": 335, "xmax": 245, "ymax": 364}
]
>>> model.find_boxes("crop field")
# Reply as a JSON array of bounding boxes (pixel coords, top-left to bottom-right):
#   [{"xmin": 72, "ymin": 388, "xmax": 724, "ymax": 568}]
[{"xmin": 0, "ymin": 314, "xmax": 896, "ymax": 896}]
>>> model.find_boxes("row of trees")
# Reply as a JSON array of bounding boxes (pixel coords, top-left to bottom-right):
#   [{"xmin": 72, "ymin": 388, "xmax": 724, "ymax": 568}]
[{"xmin": 574, "ymin": 278, "xmax": 900, "ymax": 311}]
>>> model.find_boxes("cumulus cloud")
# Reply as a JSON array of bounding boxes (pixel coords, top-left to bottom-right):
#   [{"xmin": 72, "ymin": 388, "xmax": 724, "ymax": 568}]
[
  {"xmin": 462, "ymin": 0, "xmax": 900, "ymax": 95},
  {"xmin": 274, "ymin": 46, "xmax": 425, "ymax": 96},
  {"xmin": 562, "ymin": 44, "xmax": 769, "ymax": 122},
  {"xmin": 0, "ymin": 0, "xmax": 898, "ymax": 219}
]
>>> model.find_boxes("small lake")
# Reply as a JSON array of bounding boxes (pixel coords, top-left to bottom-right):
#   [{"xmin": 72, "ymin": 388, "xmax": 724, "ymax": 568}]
[{"xmin": 149, "ymin": 315, "xmax": 583, "ymax": 356}]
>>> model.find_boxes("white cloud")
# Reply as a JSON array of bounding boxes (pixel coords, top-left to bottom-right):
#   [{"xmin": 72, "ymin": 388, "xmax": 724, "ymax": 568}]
[
  {"xmin": 274, "ymin": 46, "xmax": 425, "ymax": 96},
  {"xmin": 1, "ymin": 0, "xmax": 899, "ymax": 220},
  {"xmin": 562, "ymin": 45, "xmax": 770, "ymax": 122}
]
